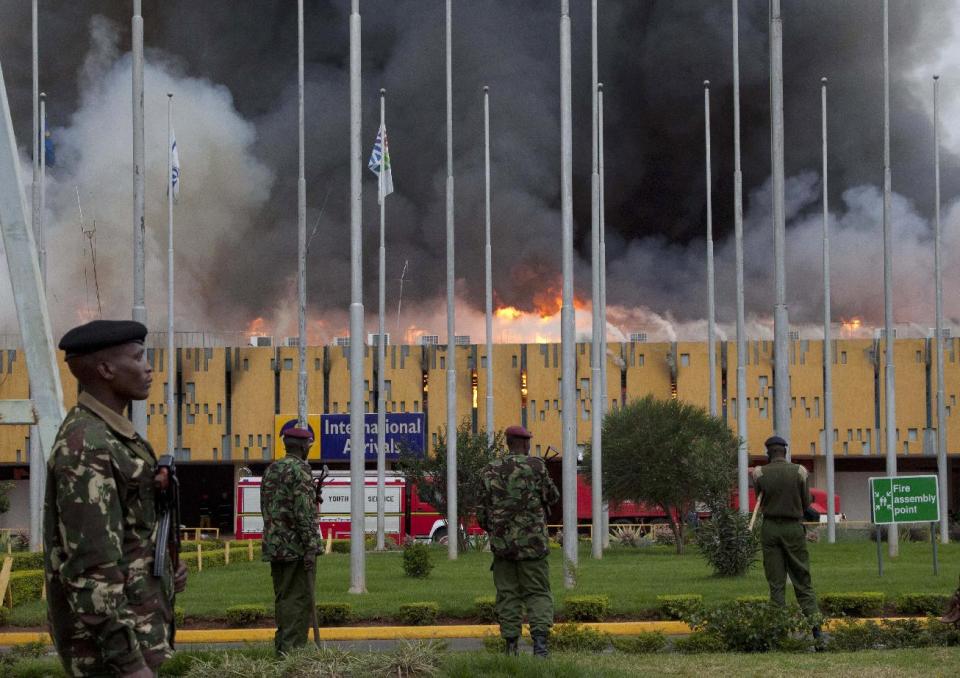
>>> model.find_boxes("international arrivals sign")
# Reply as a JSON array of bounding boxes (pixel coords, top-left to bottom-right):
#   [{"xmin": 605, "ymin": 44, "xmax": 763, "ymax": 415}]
[
  {"xmin": 319, "ymin": 413, "xmax": 425, "ymax": 461},
  {"xmin": 869, "ymin": 475, "xmax": 940, "ymax": 525}
]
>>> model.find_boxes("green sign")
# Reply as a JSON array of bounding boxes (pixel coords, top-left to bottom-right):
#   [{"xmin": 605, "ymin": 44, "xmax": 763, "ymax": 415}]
[{"xmin": 869, "ymin": 475, "xmax": 940, "ymax": 525}]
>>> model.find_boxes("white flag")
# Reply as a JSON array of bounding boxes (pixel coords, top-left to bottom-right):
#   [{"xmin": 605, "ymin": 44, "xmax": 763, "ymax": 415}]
[
  {"xmin": 367, "ymin": 124, "xmax": 394, "ymax": 204},
  {"xmin": 170, "ymin": 129, "xmax": 181, "ymax": 202}
]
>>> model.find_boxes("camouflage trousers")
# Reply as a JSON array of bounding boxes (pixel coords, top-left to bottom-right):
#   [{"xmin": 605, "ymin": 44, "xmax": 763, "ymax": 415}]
[
  {"xmin": 761, "ymin": 517, "xmax": 818, "ymax": 618},
  {"xmin": 270, "ymin": 559, "xmax": 313, "ymax": 655},
  {"xmin": 492, "ymin": 555, "xmax": 553, "ymax": 639}
]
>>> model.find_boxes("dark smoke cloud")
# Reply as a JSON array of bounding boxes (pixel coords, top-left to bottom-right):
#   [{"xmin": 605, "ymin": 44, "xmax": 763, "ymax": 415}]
[{"xmin": 0, "ymin": 1, "xmax": 958, "ymax": 339}]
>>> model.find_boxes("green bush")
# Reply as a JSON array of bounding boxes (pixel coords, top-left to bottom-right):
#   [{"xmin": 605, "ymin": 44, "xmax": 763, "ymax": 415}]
[
  {"xmin": 563, "ymin": 595, "xmax": 609, "ymax": 622},
  {"xmin": 828, "ymin": 617, "xmax": 960, "ymax": 651},
  {"xmin": 0, "ymin": 607, "xmax": 8, "ymax": 626},
  {"xmin": 179, "ymin": 539, "xmax": 225, "ymax": 553},
  {"xmin": 685, "ymin": 599, "xmax": 814, "ymax": 653},
  {"xmin": 673, "ymin": 631, "xmax": 725, "ymax": 654},
  {"xmin": 330, "ymin": 539, "xmax": 352, "ymax": 554},
  {"xmin": 315, "ymin": 602, "xmax": 353, "ymax": 626},
  {"xmin": 819, "ymin": 592, "xmax": 884, "ymax": 617},
  {"xmin": 474, "ymin": 596, "xmax": 496, "ymax": 623},
  {"xmin": 224, "ymin": 604, "xmax": 268, "ymax": 626},
  {"xmin": 181, "ymin": 549, "xmax": 227, "ymax": 573},
  {"xmin": 8, "ymin": 552, "xmax": 44, "ymax": 572},
  {"xmin": 402, "ymin": 542, "xmax": 434, "ymax": 579},
  {"xmin": 895, "ymin": 593, "xmax": 950, "ymax": 616},
  {"xmin": 611, "ymin": 632, "xmax": 667, "ymax": 654},
  {"xmin": 398, "ymin": 602, "xmax": 439, "ymax": 625},
  {"xmin": 481, "ymin": 633, "xmax": 506, "ymax": 653},
  {"xmin": 827, "ymin": 619, "xmax": 885, "ymax": 651},
  {"xmin": 694, "ymin": 505, "xmax": 760, "ymax": 576},
  {"xmin": 548, "ymin": 623, "xmax": 609, "ymax": 653},
  {"xmin": 9, "ymin": 570, "xmax": 44, "ymax": 606},
  {"xmin": 656, "ymin": 594, "xmax": 702, "ymax": 620}
]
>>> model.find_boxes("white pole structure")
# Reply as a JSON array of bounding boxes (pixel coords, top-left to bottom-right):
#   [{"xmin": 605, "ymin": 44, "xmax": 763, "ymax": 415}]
[
  {"xmin": 483, "ymin": 86, "xmax": 494, "ymax": 446},
  {"xmin": 376, "ymin": 88, "xmax": 387, "ymax": 551},
  {"xmin": 933, "ymin": 75, "xmax": 948, "ymax": 544},
  {"xmin": 131, "ymin": 0, "xmax": 147, "ymax": 436},
  {"xmin": 39, "ymin": 92, "xmax": 46, "ymax": 286},
  {"xmin": 598, "ymin": 82, "xmax": 610, "ymax": 548},
  {"xmin": 705, "ymin": 81, "xmax": 717, "ymax": 418},
  {"xmin": 166, "ymin": 93, "xmax": 176, "ymax": 463},
  {"xmin": 444, "ymin": 0, "xmax": 458, "ymax": 560},
  {"xmin": 297, "ymin": 0, "xmax": 308, "ymax": 428},
  {"xmin": 559, "ymin": 0, "xmax": 577, "ymax": 589},
  {"xmin": 589, "ymin": 0, "xmax": 603, "ymax": 560},
  {"xmin": 732, "ymin": 0, "xmax": 749, "ymax": 513},
  {"xmin": 348, "ymin": 0, "xmax": 367, "ymax": 593},
  {"xmin": 769, "ymin": 0, "xmax": 790, "ymax": 454},
  {"xmin": 821, "ymin": 77, "xmax": 836, "ymax": 544},
  {"xmin": 881, "ymin": 0, "xmax": 899, "ymax": 556},
  {"xmin": 31, "ymin": 0, "xmax": 39, "ymax": 255}
]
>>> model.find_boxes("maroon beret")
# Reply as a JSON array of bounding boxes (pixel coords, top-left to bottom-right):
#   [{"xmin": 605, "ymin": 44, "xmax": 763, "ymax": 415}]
[
  {"xmin": 504, "ymin": 425, "xmax": 532, "ymax": 439},
  {"xmin": 282, "ymin": 427, "xmax": 314, "ymax": 441}
]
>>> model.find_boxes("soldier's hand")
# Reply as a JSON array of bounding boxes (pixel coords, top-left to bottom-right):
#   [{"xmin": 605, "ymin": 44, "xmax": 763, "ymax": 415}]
[
  {"xmin": 174, "ymin": 562, "xmax": 188, "ymax": 593},
  {"xmin": 304, "ymin": 552, "xmax": 316, "ymax": 572},
  {"xmin": 122, "ymin": 666, "xmax": 154, "ymax": 678},
  {"xmin": 154, "ymin": 466, "xmax": 170, "ymax": 493}
]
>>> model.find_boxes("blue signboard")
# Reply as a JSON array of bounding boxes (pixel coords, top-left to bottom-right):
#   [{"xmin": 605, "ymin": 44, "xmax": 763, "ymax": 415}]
[{"xmin": 319, "ymin": 413, "xmax": 426, "ymax": 461}]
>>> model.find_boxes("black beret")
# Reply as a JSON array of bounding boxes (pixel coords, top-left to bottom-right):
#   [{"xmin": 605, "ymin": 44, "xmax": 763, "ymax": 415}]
[
  {"xmin": 59, "ymin": 320, "xmax": 148, "ymax": 358},
  {"xmin": 764, "ymin": 435, "xmax": 789, "ymax": 448}
]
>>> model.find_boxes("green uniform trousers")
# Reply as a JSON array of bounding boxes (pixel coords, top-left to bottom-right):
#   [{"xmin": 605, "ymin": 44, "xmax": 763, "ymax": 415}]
[
  {"xmin": 270, "ymin": 559, "xmax": 312, "ymax": 655},
  {"xmin": 492, "ymin": 555, "xmax": 553, "ymax": 639},
  {"xmin": 761, "ymin": 518, "xmax": 817, "ymax": 618}
]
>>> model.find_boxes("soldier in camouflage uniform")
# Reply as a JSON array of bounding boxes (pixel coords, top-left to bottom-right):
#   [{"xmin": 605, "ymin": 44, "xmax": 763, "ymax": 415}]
[
  {"xmin": 752, "ymin": 435, "xmax": 821, "ymax": 639},
  {"xmin": 477, "ymin": 425, "xmax": 560, "ymax": 658},
  {"xmin": 261, "ymin": 426, "xmax": 324, "ymax": 655},
  {"xmin": 44, "ymin": 320, "xmax": 188, "ymax": 677}
]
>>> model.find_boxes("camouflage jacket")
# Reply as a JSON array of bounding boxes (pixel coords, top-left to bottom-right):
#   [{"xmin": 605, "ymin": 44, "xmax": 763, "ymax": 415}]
[
  {"xmin": 43, "ymin": 392, "xmax": 174, "ymax": 677},
  {"xmin": 260, "ymin": 455, "xmax": 323, "ymax": 561},
  {"xmin": 477, "ymin": 454, "xmax": 560, "ymax": 560}
]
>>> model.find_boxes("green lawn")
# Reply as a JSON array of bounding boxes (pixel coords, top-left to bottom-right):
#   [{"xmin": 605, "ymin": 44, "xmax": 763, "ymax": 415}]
[{"xmin": 7, "ymin": 539, "xmax": 957, "ymax": 626}]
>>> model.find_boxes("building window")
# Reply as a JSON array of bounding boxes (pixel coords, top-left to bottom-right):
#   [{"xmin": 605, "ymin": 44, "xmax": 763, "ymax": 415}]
[
  {"xmin": 512, "ymin": 355, "xmax": 518, "ymax": 368},
  {"xmin": 680, "ymin": 353, "xmax": 690, "ymax": 367}
]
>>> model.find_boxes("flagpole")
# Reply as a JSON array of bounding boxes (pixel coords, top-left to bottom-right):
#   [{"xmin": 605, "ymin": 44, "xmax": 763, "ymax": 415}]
[
  {"xmin": 483, "ymin": 85, "xmax": 494, "ymax": 446},
  {"xmin": 297, "ymin": 0, "xmax": 308, "ymax": 428},
  {"xmin": 131, "ymin": 0, "xmax": 147, "ymax": 437},
  {"xmin": 559, "ymin": 0, "xmax": 577, "ymax": 589},
  {"xmin": 39, "ymin": 92, "xmax": 46, "ymax": 287},
  {"xmin": 348, "ymin": 0, "xmax": 367, "ymax": 593},
  {"xmin": 376, "ymin": 88, "xmax": 387, "ymax": 552},
  {"xmin": 444, "ymin": 0, "xmax": 458, "ymax": 560},
  {"xmin": 933, "ymin": 75, "xmax": 948, "ymax": 544},
  {"xmin": 598, "ymin": 82, "xmax": 609, "ymax": 548},
  {"xmin": 881, "ymin": 0, "xmax": 899, "ymax": 557},
  {"xmin": 167, "ymin": 93, "xmax": 176, "ymax": 461},
  {"xmin": 589, "ymin": 0, "xmax": 603, "ymax": 561},
  {"xmin": 821, "ymin": 77, "xmax": 836, "ymax": 544},
  {"xmin": 770, "ymin": 0, "xmax": 790, "ymax": 454},
  {"xmin": 732, "ymin": 0, "xmax": 749, "ymax": 513},
  {"xmin": 705, "ymin": 81, "xmax": 717, "ymax": 418},
  {"xmin": 31, "ymin": 0, "xmax": 39, "ymax": 260},
  {"xmin": 29, "ymin": 0, "xmax": 42, "ymax": 551}
]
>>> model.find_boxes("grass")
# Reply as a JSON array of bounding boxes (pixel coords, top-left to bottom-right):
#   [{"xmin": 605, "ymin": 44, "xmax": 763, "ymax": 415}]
[{"xmin": 6, "ymin": 540, "xmax": 957, "ymax": 626}]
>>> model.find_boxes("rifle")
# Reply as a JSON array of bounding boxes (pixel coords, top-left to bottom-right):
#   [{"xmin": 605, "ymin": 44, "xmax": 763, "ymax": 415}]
[
  {"xmin": 308, "ymin": 464, "xmax": 329, "ymax": 648},
  {"xmin": 153, "ymin": 454, "xmax": 181, "ymax": 645}
]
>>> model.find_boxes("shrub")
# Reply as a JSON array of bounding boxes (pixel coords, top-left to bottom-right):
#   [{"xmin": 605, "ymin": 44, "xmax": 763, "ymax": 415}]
[
  {"xmin": 179, "ymin": 540, "xmax": 226, "ymax": 553},
  {"xmin": 610, "ymin": 525, "xmax": 651, "ymax": 548},
  {"xmin": 548, "ymin": 623, "xmax": 609, "ymax": 653},
  {"xmin": 180, "ymin": 549, "xmax": 228, "ymax": 573},
  {"xmin": 315, "ymin": 603, "xmax": 353, "ymax": 626},
  {"xmin": 8, "ymin": 570, "xmax": 44, "ymax": 606},
  {"xmin": 330, "ymin": 539, "xmax": 351, "ymax": 554},
  {"xmin": 828, "ymin": 617, "xmax": 960, "ymax": 651},
  {"xmin": 402, "ymin": 542, "xmax": 434, "ymax": 579},
  {"xmin": 398, "ymin": 602, "xmax": 439, "ymax": 625},
  {"xmin": 656, "ymin": 594, "xmax": 702, "ymax": 620},
  {"xmin": 827, "ymin": 619, "xmax": 885, "ymax": 651},
  {"xmin": 474, "ymin": 596, "xmax": 496, "ymax": 623},
  {"xmin": 9, "ymin": 552, "xmax": 44, "ymax": 572},
  {"xmin": 685, "ymin": 599, "xmax": 814, "ymax": 653},
  {"xmin": 924, "ymin": 617, "xmax": 960, "ymax": 647},
  {"xmin": 0, "ymin": 607, "xmax": 8, "ymax": 627},
  {"xmin": 895, "ymin": 593, "xmax": 951, "ymax": 616},
  {"xmin": 611, "ymin": 632, "xmax": 667, "ymax": 654},
  {"xmin": 481, "ymin": 633, "xmax": 506, "ymax": 653},
  {"xmin": 819, "ymin": 592, "xmax": 884, "ymax": 617},
  {"xmin": 563, "ymin": 595, "xmax": 609, "ymax": 622},
  {"xmin": 694, "ymin": 505, "xmax": 759, "ymax": 577},
  {"xmin": 224, "ymin": 604, "xmax": 268, "ymax": 626},
  {"xmin": 673, "ymin": 631, "xmax": 725, "ymax": 654},
  {"xmin": 906, "ymin": 526, "xmax": 931, "ymax": 542}
]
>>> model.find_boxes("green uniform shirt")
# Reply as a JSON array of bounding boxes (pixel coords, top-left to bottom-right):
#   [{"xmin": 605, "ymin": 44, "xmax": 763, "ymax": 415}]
[
  {"xmin": 752, "ymin": 458, "xmax": 812, "ymax": 520},
  {"xmin": 260, "ymin": 455, "xmax": 323, "ymax": 561}
]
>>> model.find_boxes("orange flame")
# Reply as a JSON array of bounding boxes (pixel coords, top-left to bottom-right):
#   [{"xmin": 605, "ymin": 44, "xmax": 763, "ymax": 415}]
[
  {"xmin": 495, "ymin": 306, "xmax": 523, "ymax": 320},
  {"xmin": 246, "ymin": 316, "xmax": 268, "ymax": 337},
  {"xmin": 840, "ymin": 317, "xmax": 862, "ymax": 338}
]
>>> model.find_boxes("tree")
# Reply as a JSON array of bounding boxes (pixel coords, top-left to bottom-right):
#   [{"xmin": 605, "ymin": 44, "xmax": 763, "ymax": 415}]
[
  {"xmin": 396, "ymin": 423, "xmax": 503, "ymax": 549},
  {"xmin": 586, "ymin": 395, "xmax": 738, "ymax": 554}
]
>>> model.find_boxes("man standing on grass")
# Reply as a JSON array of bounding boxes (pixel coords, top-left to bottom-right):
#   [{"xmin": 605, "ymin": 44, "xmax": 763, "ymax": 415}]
[
  {"xmin": 752, "ymin": 435, "xmax": 821, "ymax": 640},
  {"xmin": 261, "ymin": 426, "xmax": 323, "ymax": 655},
  {"xmin": 477, "ymin": 425, "xmax": 560, "ymax": 658}
]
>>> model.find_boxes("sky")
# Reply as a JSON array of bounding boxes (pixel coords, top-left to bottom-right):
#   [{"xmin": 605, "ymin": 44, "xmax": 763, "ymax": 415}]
[{"xmin": 0, "ymin": 0, "xmax": 959, "ymax": 344}]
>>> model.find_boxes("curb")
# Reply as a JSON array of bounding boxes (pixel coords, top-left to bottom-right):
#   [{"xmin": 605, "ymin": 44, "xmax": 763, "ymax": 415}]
[{"xmin": 0, "ymin": 617, "xmax": 916, "ymax": 645}]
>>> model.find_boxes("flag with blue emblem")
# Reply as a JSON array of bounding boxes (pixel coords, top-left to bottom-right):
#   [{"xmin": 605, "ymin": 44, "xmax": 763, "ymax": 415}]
[
  {"xmin": 170, "ymin": 128, "xmax": 181, "ymax": 202},
  {"xmin": 367, "ymin": 124, "xmax": 394, "ymax": 204}
]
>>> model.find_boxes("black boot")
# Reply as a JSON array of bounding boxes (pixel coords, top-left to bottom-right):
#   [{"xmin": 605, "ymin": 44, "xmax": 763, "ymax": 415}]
[
  {"xmin": 812, "ymin": 625, "xmax": 824, "ymax": 652},
  {"xmin": 532, "ymin": 633, "xmax": 549, "ymax": 658},
  {"xmin": 503, "ymin": 637, "xmax": 519, "ymax": 656}
]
